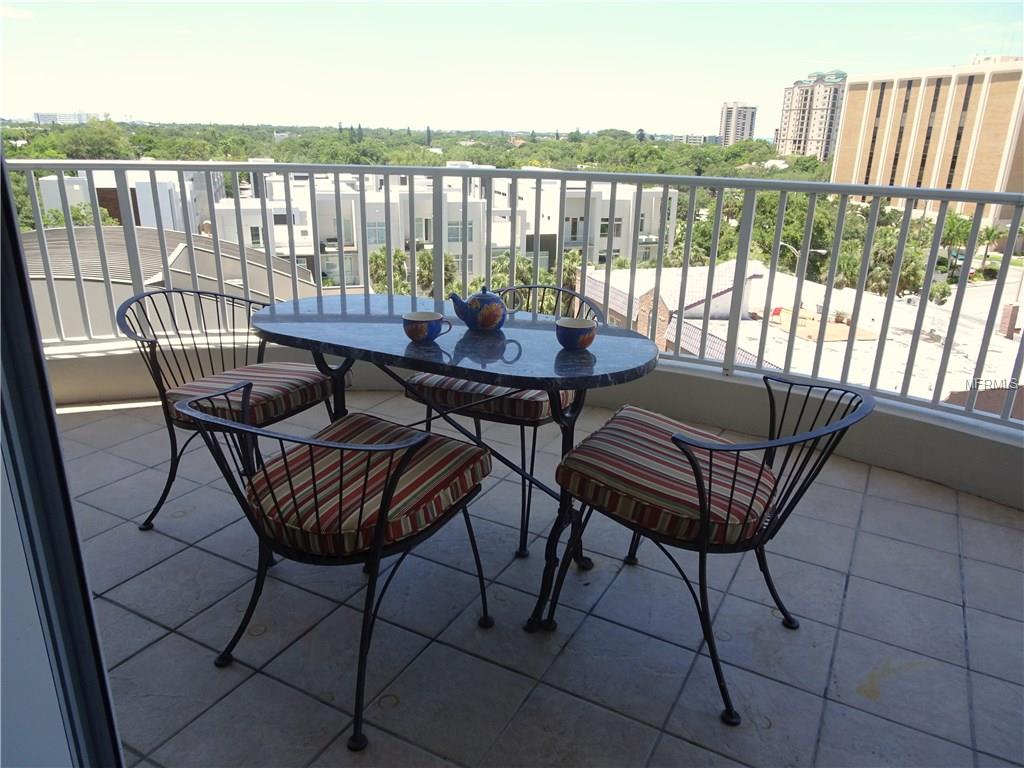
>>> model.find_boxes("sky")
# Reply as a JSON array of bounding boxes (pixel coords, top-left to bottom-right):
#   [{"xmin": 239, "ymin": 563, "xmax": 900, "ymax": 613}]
[{"xmin": 1, "ymin": 1, "xmax": 1022, "ymax": 136}]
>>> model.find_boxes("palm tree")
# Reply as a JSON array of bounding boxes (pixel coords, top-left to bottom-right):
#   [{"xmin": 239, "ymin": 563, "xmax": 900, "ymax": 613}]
[
  {"xmin": 978, "ymin": 225, "xmax": 1005, "ymax": 272},
  {"xmin": 941, "ymin": 214, "xmax": 972, "ymax": 274}
]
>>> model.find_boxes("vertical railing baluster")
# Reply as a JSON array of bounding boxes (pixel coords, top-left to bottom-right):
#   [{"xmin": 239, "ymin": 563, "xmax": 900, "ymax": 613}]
[
  {"xmin": 965, "ymin": 205, "xmax": 1023, "ymax": 413},
  {"xmin": 308, "ymin": 173, "xmax": 323, "ymax": 300},
  {"xmin": 699, "ymin": 190, "xmax": 725, "ymax": 359},
  {"xmin": 1001, "ymin": 333, "xmax": 1024, "ymax": 421},
  {"xmin": 870, "ymin": 197, "xmax": 916, "ymax": 389},
  {"xmin": 484, "ymin": 176, "xmax": 493, "ymax": 288},
  {"xmin": 901, "ymin": 201, "xmax": 949, "ymax": 396},
  {"xmin": 532, "ymin": 178, "xmax": 542, "ymax": 288},
  {"xmin": 784, "ymin": 192, "xmax": 817, "ymax": 372},
  {"xmin": 358, "ymin": 172, "xmax": 371, "ymax": 300},
  {"xmin": 461, "ymin": 176, "xmax": 469, "ymax": 296},
  {"xmin": 673, "ymin": 186, "xmax": 697, "ymax": 357},
  {"xmin": 408, "ymin": 173, "xmax": 417, "ymax": 305},
  {"xmin": 625, "ymin": 185, "xmax": 643, "ymax": 330},
  {"xmin": 148, "ymin": 170, "xmax": 172, "ymax": 289},
  {"xmin": 811, "ymin": 194, "xmax": 848, "ymax": 378},
  {"xmin": 757, "ymin": 191, "xmax": 787, "ymax": 367},
  {"xmin": 257, "ymin": 170, "xmax": 276, "ymax": 305},
  {"xmin": 649, "ymin": 184, "xmax": 670, "ymax": 343},
  {"xmin": 26, "ymin": 170, "xmax": 65, "ymax": 341},
  {"xmin": 85, "ymin": 170, "xmax": 117, "ymax": 336},
  {"xmin": 933, "ymin": 206, "xmax": 985, "ymax": 403},
  {"xmin": 579, "ymin": 179, "xmax": 593, "ymax": 299},
  {"xmin": 431, "ymin": 173, "xmax": 444, "ymax": 305},
  {"xmin": 509, "ymin": 177, "xmax": 519, "ymax": 287},
  {"xmin": 57, "ymin": 170, "xmax": 93, "ymax": 338},
  {"xmin": 555, "ymin": 178, "xmax": 568, "ymax": 290},
  {"xmin": 231, "ymin": 172, "xmax": 251, "ymax": 301},
  {"xmin": 204, "ymin": 171, "xmax": 228, "ymax": 327},
  {"xmin": 333, "ymin": 172, "xmax": 347, "ymax": 291},
  {"xmin": 383, "ymin": 174, "xmax": 394, "ymax": 297},
  {"xmin": 603, "ymin": 181, "xmax": 617, "ymax": 318},
  {"xmin": 177, "ymin": 170, "xmax": 201, "ymax": 299},
  {"xmin": 842, "ymin": 197, "xmax": 880, "ymax": 382},
  {"xmin": 723, "ymin": 190, "xmax": 757, "ymax": 374},
  {"xmin": 282, "ymin": 172, "xmax": 299, "ymax": 300}
]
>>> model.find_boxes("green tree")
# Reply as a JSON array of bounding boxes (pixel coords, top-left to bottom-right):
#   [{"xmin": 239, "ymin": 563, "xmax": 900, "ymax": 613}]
[
  {"xmin": 941, "ymin": 214, "xmax": 972, "ymax": 272},
  {"xmin": 39, "ymin": 202, "xmax": 117, "ymax": 230},
  {"xmin": 59, "ymin": 120, "xmax": 136, "ymax": 159},
  {"xmin": 426, "ymin": 126, "xmax": 432, "ymax": 146},
  {"xmin": 636, "ymin": 128, "xmax": 646, "ymax": 142},
  {"xmin": 978, "ymin": 225, "xmax": 1004, "ymax": 271}
]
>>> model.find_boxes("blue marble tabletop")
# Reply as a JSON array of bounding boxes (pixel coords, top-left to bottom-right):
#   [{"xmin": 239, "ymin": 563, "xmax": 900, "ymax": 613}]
[{"xmin": 252, "ymin": 294, "xmax": 659, "ymax": 390}]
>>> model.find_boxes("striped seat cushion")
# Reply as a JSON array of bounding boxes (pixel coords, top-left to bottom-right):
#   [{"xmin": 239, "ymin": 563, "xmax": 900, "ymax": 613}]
[
  {"xmin": 556, "ymin": 406, "xmax": 775, "ymax": 546},
  {"xmin": 406, "ymin": 372, "xmax": 573, "ymax": 423},
  {"xmin": 166, "ymin": 362, "xmax": 332, "ymax": 426},
  {"xmin": 245, "ymin": 414, "xmax": 491, "ymax": 556}
]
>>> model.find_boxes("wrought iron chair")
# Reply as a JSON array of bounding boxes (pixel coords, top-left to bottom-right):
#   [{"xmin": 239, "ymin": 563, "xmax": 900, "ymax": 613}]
[
  {"xmin": 546, "ymin": 376, "xmax": 874, "ymax": 725},
  {"xmin": 405, "ymin": 285, "xmax": 605, "ymax": 558},
  {"xmin": 176, "ymin": 384, "xmax": 493, "ymax": 752},
  {"xmin": 117, "ymin": 288, "xmax": 343, "ymax": 531}
]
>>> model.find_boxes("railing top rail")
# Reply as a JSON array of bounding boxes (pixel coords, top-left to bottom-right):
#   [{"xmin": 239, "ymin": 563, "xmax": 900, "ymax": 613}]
[{"xmin": 7, "ymin": 158, "xmax": 1024, "ymax": 206}]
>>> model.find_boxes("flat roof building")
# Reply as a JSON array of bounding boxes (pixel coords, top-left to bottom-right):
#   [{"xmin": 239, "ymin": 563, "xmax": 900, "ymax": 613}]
[{"xmin": 830, "ymin": 57, "xmax": 1023, "ymax": 224}]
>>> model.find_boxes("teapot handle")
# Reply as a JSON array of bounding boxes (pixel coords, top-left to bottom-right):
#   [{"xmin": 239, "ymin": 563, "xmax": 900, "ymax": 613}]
[{"xmin": 501, "ymin": 340, "xmax": 523, "ymax": 364}]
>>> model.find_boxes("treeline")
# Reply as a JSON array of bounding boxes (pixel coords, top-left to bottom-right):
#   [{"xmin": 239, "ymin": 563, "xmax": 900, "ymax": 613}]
[{"xmin": 2, "ymin": 119, "xmax": 830, "ymax": 180}]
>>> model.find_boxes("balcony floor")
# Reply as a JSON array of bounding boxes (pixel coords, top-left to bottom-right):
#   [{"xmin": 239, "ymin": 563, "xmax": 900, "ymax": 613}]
[{"xmin": 60, "ymin": 392, "xmax": 1023, "ymax": 768}]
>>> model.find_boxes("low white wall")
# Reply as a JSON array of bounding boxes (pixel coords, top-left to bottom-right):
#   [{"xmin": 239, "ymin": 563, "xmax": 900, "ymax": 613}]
[{"xmin": 46, "ymin": 346, "xmax": 1024, "ymax": 509}]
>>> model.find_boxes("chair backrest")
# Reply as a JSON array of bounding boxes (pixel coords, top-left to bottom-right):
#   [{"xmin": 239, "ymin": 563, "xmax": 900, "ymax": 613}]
[
  {"xmin": 176, "ymin": 384, "xmax": 428, "ymax": 559},
  {"xmin": 672, "ymin": 375, "xmax": 874, "ymax": 550},
  {"xmin": 498, "ymin": 284, "xmax": 606, "ymax": 324},
  {"xmin": 116, "ymin": 289, "xmax": 268, "ymax": 397}
]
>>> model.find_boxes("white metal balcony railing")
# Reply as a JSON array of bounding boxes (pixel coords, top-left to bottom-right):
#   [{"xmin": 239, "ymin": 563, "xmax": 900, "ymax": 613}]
[{"xmin": 8, "ymin": 159, "xmax": 1024, "ymax": 431}]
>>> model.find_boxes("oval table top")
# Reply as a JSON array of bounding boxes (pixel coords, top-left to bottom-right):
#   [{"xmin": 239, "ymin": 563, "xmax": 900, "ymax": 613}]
[{"xmin": 252, "ymin": 294, "xmax": 659, "ymax": 391}]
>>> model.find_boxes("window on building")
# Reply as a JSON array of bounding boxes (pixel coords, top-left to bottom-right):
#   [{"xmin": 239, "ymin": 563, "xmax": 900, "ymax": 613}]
[
  {"xmin": 862, "ymin": 81, "xmax": 888, "ymax": 187},
  {"xmin": 447, "ymin": 220, "xmax": 474, "ymax": 242},
  {"xmin": 415, "ymin": 217, "xmax": 432, "ymax": 241},
  {"xmin": 916, "ymin": 78, "xmax": 944, "ymax": 190},
  {"xmin": 639, "ymin": 213, "xmax": 646, "ymax": 232},
  {"xmin": 273, "ymin": 213, "xmax": 291, "ymax": 225},
  {"xmin": 564, "ymin": 216, "xmax": 585, "ymax": 241},
  {"xmin": 599, "ymin": 217, "xmax": 623, "ymax": 237},
  {"xmin": 366, "ymin": 221, "xmax": 387, "ymax": 245},
  {"xmin": 945, "ymin": 75, "xmax": 975, "ymax": 189},
  {"xmin": 250, "ymin": 225, "xmax": 262, "ymax": 246}
]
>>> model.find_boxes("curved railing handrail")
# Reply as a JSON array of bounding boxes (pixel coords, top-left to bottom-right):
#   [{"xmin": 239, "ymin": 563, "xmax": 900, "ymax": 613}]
[{"xmin": 7, "ymin": 158, "xmax": 1024, "ymax": 206}]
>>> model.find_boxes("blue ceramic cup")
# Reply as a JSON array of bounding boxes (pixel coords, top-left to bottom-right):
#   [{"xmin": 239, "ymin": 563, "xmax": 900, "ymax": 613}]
[
  {"xmin": 402, "ymin": 311, "xmax": 452, "ymax": 344},
  {"xmin": 555, "ymin": 318, "xmax": 598, "ymax": 351}
]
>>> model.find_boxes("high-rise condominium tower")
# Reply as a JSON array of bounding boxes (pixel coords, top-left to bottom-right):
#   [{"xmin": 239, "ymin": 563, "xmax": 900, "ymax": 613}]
[
  {"xmin": 776, "ymin": 71, "xmax": 847, "ymax": 160},
  {"xmin": 719, "ymin": 103, "xmax": 757, "ymax": 146}
]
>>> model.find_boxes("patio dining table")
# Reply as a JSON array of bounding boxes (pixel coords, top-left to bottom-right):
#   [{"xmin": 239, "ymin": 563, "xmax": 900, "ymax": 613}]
[{"xmin": 251, "ymin": 293, "xmax": 659, "ymax": 631}]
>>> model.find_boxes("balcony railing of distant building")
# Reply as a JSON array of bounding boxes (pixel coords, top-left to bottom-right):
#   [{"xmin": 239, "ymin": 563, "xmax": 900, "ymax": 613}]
[{"xmin": 7, "ymin": 159, "xmax": 1023, "ymax": 430}]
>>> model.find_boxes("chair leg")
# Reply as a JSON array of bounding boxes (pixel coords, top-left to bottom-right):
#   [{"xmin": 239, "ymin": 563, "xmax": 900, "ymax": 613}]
[
  {"xmin": 463, "ymin": 508, "xmax": 494, "ymax": 628},
  {"xmin": 624, "ymin": 531, "xmax": 642, "ymax": 565},
  {"xmin": 473, "ymin": 417, "xmax": 482, "ymax": 441},
  {"xmin": 139, "ymin": 423, "xmax": 184, "ymax": 531},
  {"xmin": 425, "ymin": 405, "xmax": 433, "ymax": 433},
  {"xmin": 697, "ymin": 550, "xmax": 741, "ymax": 726},
  {"xmin": 515, "ymin": 424, "xmax": 531, "ymax": 558},
  {"xmin": 348, "ymin": 553, "xmax": 382, "ymax": 752},
  {"xmin": 755, "ymin": 547, "xmax": 799, "ymax": 629},
  {"xmin": 214, "ymin": 544, "xmax": 271, "ymax": 668}
]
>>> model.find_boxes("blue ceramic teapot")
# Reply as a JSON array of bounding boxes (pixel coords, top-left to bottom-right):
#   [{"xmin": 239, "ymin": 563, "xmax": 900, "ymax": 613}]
[{"xmin": 449, "ymin": 286, "xmax": 507, "ymax": 332}]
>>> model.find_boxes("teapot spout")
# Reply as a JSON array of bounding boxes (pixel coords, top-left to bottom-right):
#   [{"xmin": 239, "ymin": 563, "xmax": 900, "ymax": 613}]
[{"xmin": 449, "ymin": 292, "xmax": 468, "ymax": 320}]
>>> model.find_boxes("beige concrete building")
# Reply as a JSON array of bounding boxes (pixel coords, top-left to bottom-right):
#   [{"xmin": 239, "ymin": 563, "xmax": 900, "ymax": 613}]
[
  {"xmin": 830, "ymin": 57, "xmax": 1024, "ymax": 224},
  {"xmin": 776, "ymin": 70, "xmax": 847, "ymax": 160},
  {"xmin": 719, "ymin": 102, "xmax": 757, "ymax": 146}
]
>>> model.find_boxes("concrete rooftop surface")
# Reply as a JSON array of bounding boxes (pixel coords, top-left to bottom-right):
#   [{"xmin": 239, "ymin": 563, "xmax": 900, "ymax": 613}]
[{"xmin": 59, "ymin": 391, "xmax": 1024, "ymax": 768}]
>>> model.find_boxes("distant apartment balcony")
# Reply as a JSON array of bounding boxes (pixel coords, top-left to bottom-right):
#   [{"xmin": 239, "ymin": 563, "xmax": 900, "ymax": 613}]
[{"xmin": 7, "ymin": 158, "xmax": 1024, "ymax": 768}]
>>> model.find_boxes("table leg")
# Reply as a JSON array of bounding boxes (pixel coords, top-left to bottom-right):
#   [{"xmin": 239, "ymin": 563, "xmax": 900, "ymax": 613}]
[
  {"xmin": 312, "ymin": 353, "xmax": 354, "ymax": 419},
  {"xmin": 524, "ymin": 389, "xmax": 587, "ymax": 633}
]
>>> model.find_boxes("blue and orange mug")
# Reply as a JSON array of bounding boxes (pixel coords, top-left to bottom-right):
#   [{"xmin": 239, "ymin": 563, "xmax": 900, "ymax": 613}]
[
  {"xmin": 555, "ymin": 318, "xmax": 597, "ymax": 351},
  {"xmin": 402, "ymin": 311, "xmax": 452, "ymax": 344}
]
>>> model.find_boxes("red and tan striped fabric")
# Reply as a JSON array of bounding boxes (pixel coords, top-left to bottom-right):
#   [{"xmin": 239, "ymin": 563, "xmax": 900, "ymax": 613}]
[
  {"xmin": 405, "ymin": 372, "xmax": 573, "ymax": 423},
  {"xmin": 556, "ymin": 406, "xmax": 776, "ymax": 546},
  {"xmin": 166, "ymin": 362, "xmax": 332, "ymax": 426},
  {"xmin": 245, "ymin": 413, "xmax": 491, "ymax": 556}
]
